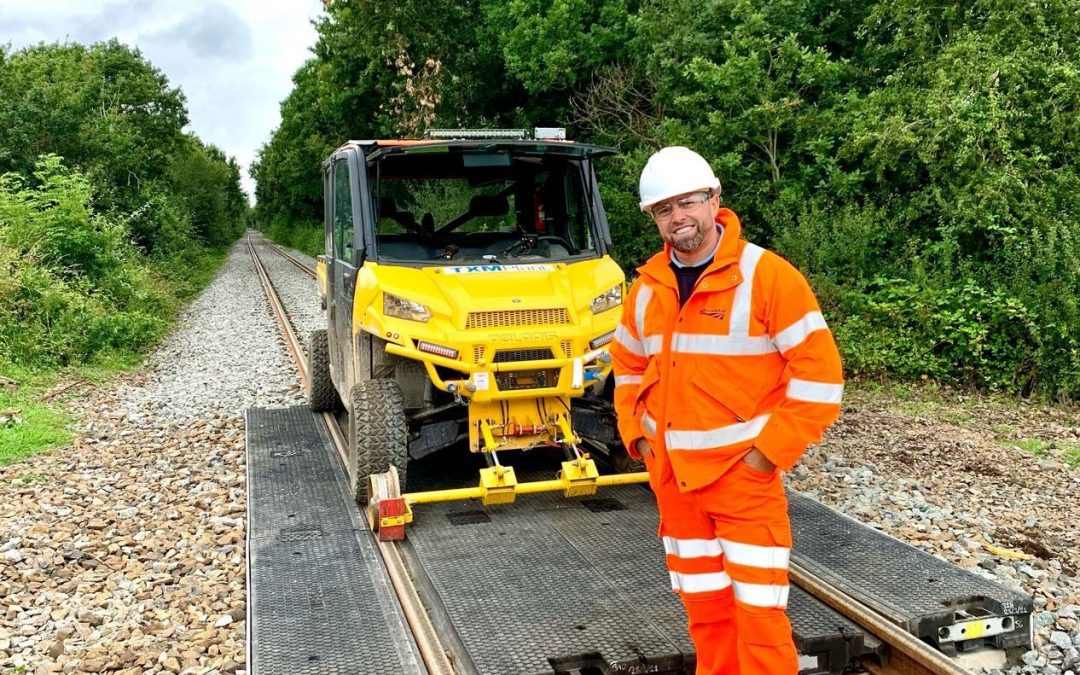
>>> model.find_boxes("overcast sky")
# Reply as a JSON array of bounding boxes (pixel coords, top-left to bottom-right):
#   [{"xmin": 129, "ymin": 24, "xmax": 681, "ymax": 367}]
[{"xmin": 1, "ymin": 0, "xmax": 325, "ymax": 201}]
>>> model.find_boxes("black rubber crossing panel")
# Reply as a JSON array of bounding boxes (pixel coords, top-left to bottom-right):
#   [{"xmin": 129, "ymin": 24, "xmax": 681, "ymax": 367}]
[
  {"xmin": 546, "ymin": 487, "xmax": 875, "ymax": 675},
  {"xmin": 788, "ymin": 489, "xmax": 1033, "ymax": 654},
  {"xmin": 246, "ymin": 406, "xmax": 422, "ymax": 674},
  {"xmin": 403, "ymin": 447, "xmax": 874, "ymax": 674}
]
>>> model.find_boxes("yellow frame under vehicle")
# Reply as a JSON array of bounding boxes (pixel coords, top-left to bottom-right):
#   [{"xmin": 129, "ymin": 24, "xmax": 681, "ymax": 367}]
[{"xmin": 309, "ymin": 129, "xmax": 646, "ymax": 540}]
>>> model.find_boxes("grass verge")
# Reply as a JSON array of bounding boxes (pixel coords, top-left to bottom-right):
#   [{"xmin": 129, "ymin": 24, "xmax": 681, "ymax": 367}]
[
  {"xmin": 0, "ymin": 374, "xmax": 72, "ymax": 466},
  {"xmin": 999, "ymin": 438, "xmax": 1080, "ymax": 469}
]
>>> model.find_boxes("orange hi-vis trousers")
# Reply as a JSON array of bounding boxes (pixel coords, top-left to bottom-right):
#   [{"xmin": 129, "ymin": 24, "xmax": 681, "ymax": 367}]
[{"xmin": 647, "ymin": 454, "xmax": 797, "ymax": 675}]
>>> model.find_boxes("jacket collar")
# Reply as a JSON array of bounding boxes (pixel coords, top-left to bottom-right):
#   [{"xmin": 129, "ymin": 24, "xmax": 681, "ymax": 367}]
[{"xmin": 637, "ymin": 208, "xmax": 744, "ymax": 288}]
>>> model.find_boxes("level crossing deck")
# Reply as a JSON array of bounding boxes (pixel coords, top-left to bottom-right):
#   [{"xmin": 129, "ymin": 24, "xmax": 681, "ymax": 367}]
[
  {"xmin": 245, "ymin": 405, "xmax": 424, "ymax": 674},
  {"xmin": 246, "ymin": 405, "xmax": 1031, "ymax": 674}
]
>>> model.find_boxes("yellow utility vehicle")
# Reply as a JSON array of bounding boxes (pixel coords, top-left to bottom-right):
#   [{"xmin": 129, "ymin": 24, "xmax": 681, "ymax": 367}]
[{"xmin": 310, "ymin": 129, "xmax": 642, "ymax": 538}]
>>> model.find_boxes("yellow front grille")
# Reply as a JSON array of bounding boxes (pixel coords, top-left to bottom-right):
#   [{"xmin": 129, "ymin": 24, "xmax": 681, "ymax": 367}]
[
  {"xmin": 466, "ymin": 308, "xmax": 570, "ymax": 329},
  {"xmin": 561, "ymin": 340, "xmax": 573, "ymax": 358},
  {"xmin": 473, "ymin": 346, "xmax": 486, "ymax": 363}
]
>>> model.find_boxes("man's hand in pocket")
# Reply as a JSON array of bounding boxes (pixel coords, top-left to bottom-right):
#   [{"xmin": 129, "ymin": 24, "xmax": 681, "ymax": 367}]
[
  {"xmin": 635, "ymin": 438, "xmax": 652, "ymax": 459},
  {"xmin": 742, "ymin": 447, "xmax": 776, "ymax": 473}
]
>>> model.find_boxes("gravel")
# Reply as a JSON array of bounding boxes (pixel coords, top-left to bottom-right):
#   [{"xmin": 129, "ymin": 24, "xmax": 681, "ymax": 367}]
[
  {"xmin": 106, "ymin": 238, "xmax": 305, "ymax": 423},
  {"xmin": 2, "ymin": 232, "xmax": 1077, "ymax": 674}
]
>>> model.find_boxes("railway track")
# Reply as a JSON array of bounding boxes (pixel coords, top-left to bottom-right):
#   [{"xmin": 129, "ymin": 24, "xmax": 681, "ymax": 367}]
[
  {"xmin": 263, "ymin": 239, "xmax": 317, "ymax": 278},
  {"xmin": 245, "ymin": 232, "xmax": 988, "ymax": 675}
]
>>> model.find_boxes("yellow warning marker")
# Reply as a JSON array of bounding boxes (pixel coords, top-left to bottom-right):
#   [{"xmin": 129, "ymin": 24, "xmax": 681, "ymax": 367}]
[{"xmin": 982, "ymin": 543, "xmax": 1033, "ymax": 561}]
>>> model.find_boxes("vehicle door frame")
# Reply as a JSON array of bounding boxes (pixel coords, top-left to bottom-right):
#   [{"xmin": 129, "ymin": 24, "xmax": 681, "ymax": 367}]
[{"xmin": 327, "ymin": 148, "xmax": 368, "ymax": 403}]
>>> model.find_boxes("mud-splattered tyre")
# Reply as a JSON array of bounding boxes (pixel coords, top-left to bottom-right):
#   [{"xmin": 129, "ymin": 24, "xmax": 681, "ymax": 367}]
[
  {"xmin": 349, "ymin": 379, "xmax": 409, "ymax": 505},
  {"xmin": 307, "ymin": 329, "xmax": 341, "ymax": 412}
]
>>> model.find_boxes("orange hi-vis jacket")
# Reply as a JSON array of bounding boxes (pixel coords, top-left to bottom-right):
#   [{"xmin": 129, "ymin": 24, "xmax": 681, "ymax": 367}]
[{"xmin": 611, "ymin": 208, "xmax": 844, "ymax": 491}]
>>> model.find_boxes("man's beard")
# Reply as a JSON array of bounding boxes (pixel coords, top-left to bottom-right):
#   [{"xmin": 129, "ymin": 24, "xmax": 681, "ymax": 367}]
[{"xmin": 666, "ymin": 223, "xmax": 706, "ymax": 253}]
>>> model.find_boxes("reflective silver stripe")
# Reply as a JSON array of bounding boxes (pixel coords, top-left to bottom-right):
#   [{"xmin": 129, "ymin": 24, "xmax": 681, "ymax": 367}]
[
  {"xmin": 614, "ymin": 374, "xmax": 643, "ymax": 387},
  {"xmin": 729, "ymin": 243, "xmax": 765, "ymax": 337},
  {"xmin": 664, "ymin": 536, "xmax": 723, "ymax": 559},
  {"xmin": 670, "ymin": 570, "xmax": 733, "ymax": 594},
  {"xmin": 733, "ymin": 580, "xmax": 789, "ymax": 608},
  {"xmin": 641, "ymin": 412, "xmax": 657, "ymax": 436},
  {"xmin": 719, "ymin": 539, "xmax": 790, "ymax": 569},
  {"xmin": 666, "ymin": 414, "xmax": 770, "ymax": 451},
  {"xmin": 671, "ymin": 332, "xmax": 778, "ymax": 356},
  {"xmin": 643, "ymin": 334, "xmax": 664, "ymax": 356},
  {"xmin": 773, "ymin": 311, "xmax": 828, "ymax": 353},
  {"xmin": 614, "ymin": 324, "xmax": 644, "ymax": 357},
  {"xmin": 786, "ymin": 378, "xmax": 843, "ymax": 404},
  {"xmin": 635, "ymin": 284, "xmax": 652, "ymax": 340}
]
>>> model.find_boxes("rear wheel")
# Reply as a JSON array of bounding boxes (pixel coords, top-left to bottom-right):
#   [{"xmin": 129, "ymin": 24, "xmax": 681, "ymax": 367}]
[
  {"xmin": 349, "ymin": 379, "xmax": 409, "ymax": 505},
  {"xmin": 307, "ymin": 329, "xmax": 341, "ymax": 412}
]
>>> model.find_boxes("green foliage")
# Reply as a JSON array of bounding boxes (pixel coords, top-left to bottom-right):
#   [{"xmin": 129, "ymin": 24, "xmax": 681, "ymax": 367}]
[
  {"xmin": 481, "ymin": 0, "xmax": 636, "ymax": 94},
  {"xmin": 166, "ymin": 136, "xmax": 247, "ymax": 246},
  {"xmin": 0, "ymin": 41, "xmax": 244, "ymax": 465},
  {"xmin": 0, "ymin": 157, "xmax": 167, "ymax": 367},
  {"xmin": 832, "ymin": 278, "xmax": 1040, "ymax": 392},
  {"xmin": 254, "ymin": 0, "xmax": 1080, "ymax": 399}
]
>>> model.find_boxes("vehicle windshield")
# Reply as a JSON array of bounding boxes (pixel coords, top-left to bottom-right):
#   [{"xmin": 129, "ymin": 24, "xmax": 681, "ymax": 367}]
[{"xmin": 371, "ymin": 151, "xmax": 598, "ymax": 264}]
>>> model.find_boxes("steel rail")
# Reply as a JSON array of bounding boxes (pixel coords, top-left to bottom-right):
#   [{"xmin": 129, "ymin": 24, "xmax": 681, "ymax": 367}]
[
  {"xmin": 264, "ymin": 239, "xmax": 316, "ymax": 278},
  {"xmin": 248, "ymin": 234, "xmax": 456, "ymax": 675}
]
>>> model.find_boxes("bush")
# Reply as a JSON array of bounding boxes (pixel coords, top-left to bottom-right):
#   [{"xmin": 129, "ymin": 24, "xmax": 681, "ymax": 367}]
[
  {"xmin": 833, "ymin": 278, "xmax": 1043, "ymax": 393},
  {"xmin": 0, "ymin": 157, "xmax": 174, "ymax": 368}
]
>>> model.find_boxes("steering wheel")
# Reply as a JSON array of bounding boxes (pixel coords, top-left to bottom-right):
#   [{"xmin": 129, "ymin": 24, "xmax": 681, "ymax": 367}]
[{"xmin": 503, "ymin": 235, "xmax": 577, "ymax": 257}]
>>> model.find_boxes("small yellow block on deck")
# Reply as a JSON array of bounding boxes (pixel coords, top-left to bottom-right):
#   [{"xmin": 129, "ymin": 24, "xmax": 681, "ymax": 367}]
[
  {"xmin": 479, "ymin": 465, "xmax": 518, "ymax": 505},
  {"xmin": 560, "ymin": 456, "xmax": 599, "ymax": 498}
]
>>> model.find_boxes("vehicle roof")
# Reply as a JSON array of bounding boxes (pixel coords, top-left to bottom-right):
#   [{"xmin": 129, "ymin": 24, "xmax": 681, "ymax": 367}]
[{"xmin": 331, "ymin": 138, "xmax": 618, "ymax": 160}]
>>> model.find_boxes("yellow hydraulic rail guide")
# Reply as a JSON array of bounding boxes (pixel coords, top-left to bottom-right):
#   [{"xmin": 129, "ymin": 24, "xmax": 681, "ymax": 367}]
[
  {"xmin": 478, "ymin": 464, "xmax": 518, "ymax": 505},
  {"xmin": 367, "ymin": 458, "xmax": 649, "ymax": 541}
]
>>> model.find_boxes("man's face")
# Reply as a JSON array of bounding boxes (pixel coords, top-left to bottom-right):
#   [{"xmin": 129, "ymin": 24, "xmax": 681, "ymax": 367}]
[{"xmin": 650, "ymin": 191, "xmax": 720, "ymax": 254}]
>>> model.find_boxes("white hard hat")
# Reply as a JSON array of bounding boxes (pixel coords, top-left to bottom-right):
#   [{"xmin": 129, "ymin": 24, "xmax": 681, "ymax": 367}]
[{"xmin": 638, "ymin": 146, "xmax": 722, "ymax": 211}]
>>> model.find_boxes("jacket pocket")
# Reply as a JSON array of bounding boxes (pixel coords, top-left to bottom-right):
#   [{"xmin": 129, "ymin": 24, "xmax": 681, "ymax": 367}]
[{"xmin": 689, "ymin": 365, "xmax": 759, "ymax": 423}]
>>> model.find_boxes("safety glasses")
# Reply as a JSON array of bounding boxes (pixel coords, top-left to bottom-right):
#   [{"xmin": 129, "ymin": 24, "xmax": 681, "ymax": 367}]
[{"xmin": 650, "ymin": 192, "xmax": 712, "ymax": 221}]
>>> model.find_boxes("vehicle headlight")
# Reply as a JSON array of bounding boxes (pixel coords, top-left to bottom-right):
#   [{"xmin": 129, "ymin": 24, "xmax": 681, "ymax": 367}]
[
  {"xmin": 384, "ymin": 293, "xmax": 432, "ymax": 323},
  {"xmin": 590, "ymin": 284, "xmax": 623, "ymax": 314}
]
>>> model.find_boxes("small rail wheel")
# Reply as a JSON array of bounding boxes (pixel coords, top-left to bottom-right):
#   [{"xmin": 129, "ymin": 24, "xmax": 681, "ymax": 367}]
[
  {"xmin": 307, "ymin": 328, "xmax": 341, "ymax": 412},
  {"xmin": 348, "ymin": 378, "xmax": 409, "ymax": 505},
  {"xmin": 365, "ymin": 465, "xmax": 402, "ymax": 533}
]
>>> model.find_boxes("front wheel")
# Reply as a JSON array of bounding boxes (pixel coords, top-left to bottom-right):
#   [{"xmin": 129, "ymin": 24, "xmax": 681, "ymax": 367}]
[
  {"xmin": 348, "ymin": 379, "xmax": 409, "ymax": 504},
  {"xmin": 307, "ymin": 328, "xmax": 341, "ymax": 412}
]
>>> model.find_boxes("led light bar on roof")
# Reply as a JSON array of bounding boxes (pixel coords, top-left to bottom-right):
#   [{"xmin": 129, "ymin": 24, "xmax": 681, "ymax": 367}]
[
  {"xmin": 534, "ymin": 127, "xmax": 567, "ymax": 140},
  {"xmin": 425, "ymin": 128, "xmax": 529, "ymax": 140}
]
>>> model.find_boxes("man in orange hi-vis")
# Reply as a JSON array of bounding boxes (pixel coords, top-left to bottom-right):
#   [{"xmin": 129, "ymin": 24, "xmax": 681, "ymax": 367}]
[{"xmin": 611, "ymin": 146, "xmax": 844, "ymax": 674}]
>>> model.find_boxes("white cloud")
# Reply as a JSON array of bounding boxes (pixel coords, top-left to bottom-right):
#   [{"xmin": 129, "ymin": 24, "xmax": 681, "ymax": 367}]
[{"xmin": 0, "ymin": 0, "xmax": 324, "ymax": 201}]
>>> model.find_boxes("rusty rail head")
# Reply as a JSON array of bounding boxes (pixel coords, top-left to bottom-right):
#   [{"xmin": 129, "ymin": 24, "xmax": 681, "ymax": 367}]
[
  {"xmin": 246, "ymin": 236, "xmax": 309, "ymax": 388},
  {"xmin": 264, "ymin": 240, "xmax": 316, "ymax": 278},
  {"xmin": 790, "ymin": 563, "xmax": 972, "ymax": 675}
]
